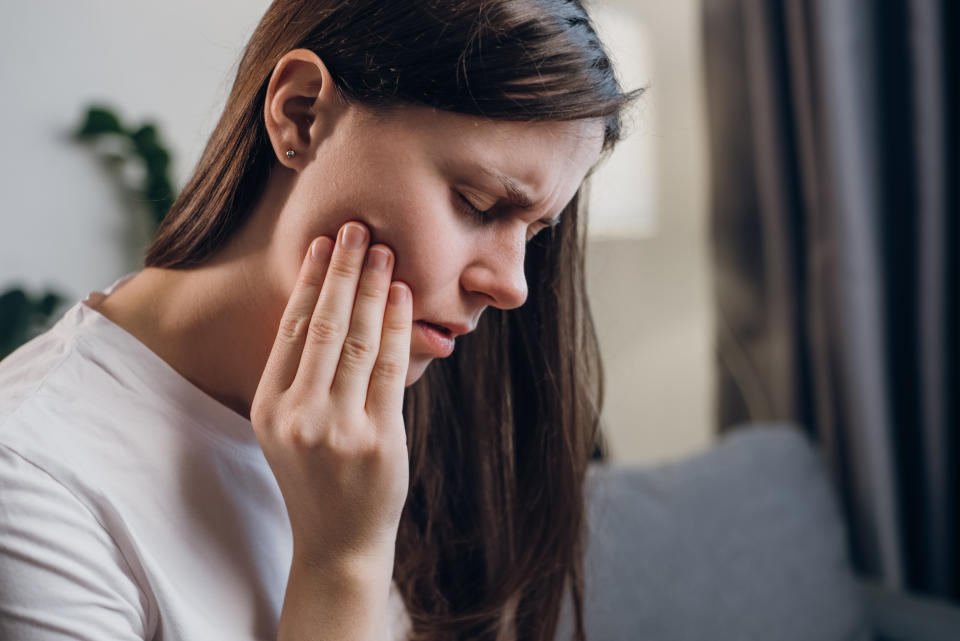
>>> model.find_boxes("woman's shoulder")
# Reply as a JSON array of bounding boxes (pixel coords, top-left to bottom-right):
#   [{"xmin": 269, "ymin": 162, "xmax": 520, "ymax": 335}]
[
  {"xmin": 0, "ymin": 301, "xmax": 134, "ymax": 476},
  {"xmin": 0, "ymin": 301, "xmax": 89, "ymax": 430},
  {"xmin": 2, "ymin": 294, "xmax": 183, "ymax": 473},
  {"xmin": 0, "ymin": 271, "xmax": 142, "ymax": 422},
  {"xmin": 0, "ymin": 302, "xmax": 159, "ymax": 638}
]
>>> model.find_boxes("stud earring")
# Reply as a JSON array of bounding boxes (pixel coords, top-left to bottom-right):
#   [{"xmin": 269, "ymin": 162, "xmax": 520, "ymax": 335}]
[{"xmin": 286, "ymin": 149, "xmax": 296, "ymax": 158}]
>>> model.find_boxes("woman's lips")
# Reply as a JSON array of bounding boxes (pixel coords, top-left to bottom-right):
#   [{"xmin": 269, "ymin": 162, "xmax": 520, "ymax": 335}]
[{"xmin": 413, "ymin": 320, "xmax": 455, "ymax": 357}]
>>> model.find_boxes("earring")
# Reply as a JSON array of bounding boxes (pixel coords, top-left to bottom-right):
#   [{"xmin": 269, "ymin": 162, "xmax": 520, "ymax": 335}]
[{"xmin": 286, "ymin": 149, "xmax": 296, "ymax": 159}]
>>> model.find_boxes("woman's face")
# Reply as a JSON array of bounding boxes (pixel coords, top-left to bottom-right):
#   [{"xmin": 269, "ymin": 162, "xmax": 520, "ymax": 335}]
[{"xmin": 271, "ymin": 103, "xmax": 605, "ymax": 386}]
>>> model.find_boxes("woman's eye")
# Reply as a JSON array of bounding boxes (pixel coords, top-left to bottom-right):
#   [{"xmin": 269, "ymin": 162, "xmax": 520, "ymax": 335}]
[
  {"xmin": 456, "ymin": 191, "xmax": 554, "ymax": 242},
  {"xmin": 456, "ymin": 193, "xmax": 492, "ymax": 222}
]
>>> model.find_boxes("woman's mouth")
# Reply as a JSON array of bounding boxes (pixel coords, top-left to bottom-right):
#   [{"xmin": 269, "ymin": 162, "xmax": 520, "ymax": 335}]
[{"xmin": 413, "ymin": 320, "xmax": 455, "ymax": 357}]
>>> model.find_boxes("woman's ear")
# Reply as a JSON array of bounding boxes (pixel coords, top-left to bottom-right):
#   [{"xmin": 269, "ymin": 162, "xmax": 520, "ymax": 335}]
[{"xmin": 264, "ymin": 48, "xmax": 344, "ymax": 169}]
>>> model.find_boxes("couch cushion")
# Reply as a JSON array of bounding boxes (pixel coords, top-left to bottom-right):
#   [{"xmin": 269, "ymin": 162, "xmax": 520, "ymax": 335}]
[{"xmin": 555, "ymin": 424, "xmax": 870, "ymax": 641}]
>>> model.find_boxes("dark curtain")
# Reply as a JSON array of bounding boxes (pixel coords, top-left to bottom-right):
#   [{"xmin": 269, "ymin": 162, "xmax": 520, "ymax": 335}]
[{"xmin": 701, "ymin": 0, "xmax": 958, "ymax": 601}]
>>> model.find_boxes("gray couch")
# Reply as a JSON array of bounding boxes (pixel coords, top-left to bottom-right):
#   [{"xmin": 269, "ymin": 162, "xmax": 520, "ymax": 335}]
[{"xmin": 555, "ymin": 425, "xmax": 960, "ymax": 640}]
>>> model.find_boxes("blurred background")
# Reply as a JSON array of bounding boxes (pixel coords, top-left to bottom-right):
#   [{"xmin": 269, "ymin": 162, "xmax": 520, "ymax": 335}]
[{"xmin": 1, "ymin": 0, "xmax": 956, "ymax": 624}]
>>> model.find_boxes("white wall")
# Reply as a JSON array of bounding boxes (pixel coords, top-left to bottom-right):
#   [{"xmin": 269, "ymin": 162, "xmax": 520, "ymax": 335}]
[
  {"xmin": 0, "ymin": 0, "xmax": 271, "ymax": 298},
  {"xmin": 585, "ymin": 0, "xmax": 715, "ymax": 465},
  {"xmin": 0, "ymin": 0, "xmax": 713, "ymax": 465}
]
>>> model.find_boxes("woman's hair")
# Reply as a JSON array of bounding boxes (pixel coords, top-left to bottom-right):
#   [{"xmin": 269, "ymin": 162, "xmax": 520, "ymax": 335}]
[{"xmin": 146, "ymin": 1, "xmax": 641, "ymax": 639}]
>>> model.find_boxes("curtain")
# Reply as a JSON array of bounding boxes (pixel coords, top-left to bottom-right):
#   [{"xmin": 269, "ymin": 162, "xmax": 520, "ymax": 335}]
[{"xmin": 701, "ymin": 0, "xmax": 957, "ymax": 600}]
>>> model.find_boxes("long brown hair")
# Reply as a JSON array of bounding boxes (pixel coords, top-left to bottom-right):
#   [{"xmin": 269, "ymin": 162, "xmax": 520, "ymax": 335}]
[{"xmin": 146, "ymin": 1, "xmax": 641, "ymax": 639}]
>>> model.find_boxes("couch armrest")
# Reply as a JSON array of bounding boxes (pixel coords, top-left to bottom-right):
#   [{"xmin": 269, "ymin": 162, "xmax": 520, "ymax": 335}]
[{"xmin": 860, "ymin": 580, "xmax": 960, "ymax": 641}]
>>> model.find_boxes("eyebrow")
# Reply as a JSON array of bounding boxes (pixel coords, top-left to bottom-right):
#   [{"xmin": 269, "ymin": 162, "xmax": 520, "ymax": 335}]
[
  {"xmin": 479, "ymin": 166, "xmax": 535, "ymax": 209},
  {"xmin": 477, "ymin": 165, "xmax": 564, "ymax": 226}
]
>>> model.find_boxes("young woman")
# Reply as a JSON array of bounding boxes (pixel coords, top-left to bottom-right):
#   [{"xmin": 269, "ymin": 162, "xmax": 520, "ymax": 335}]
[{"xmin": 0, "ymin": 1, "xmax": 640, "ymax": 639}]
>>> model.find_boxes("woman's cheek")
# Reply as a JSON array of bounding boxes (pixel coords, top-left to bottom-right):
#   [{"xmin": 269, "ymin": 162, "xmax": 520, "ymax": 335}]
[{"xmin": 388, "ymin": 216, "xmax": 455, "ymax": 276}]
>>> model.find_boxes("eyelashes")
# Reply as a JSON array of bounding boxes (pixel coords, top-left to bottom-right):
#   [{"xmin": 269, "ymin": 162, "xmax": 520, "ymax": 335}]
[{"xmin": 456, "ymin": 192, "xmax": 491, "ymax": 222}]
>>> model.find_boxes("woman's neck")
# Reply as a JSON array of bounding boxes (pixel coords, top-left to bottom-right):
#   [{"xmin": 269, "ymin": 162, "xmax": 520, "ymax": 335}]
[{"xmin": 89, "ymin": 250, "xmax": 283, "ymax": 421}]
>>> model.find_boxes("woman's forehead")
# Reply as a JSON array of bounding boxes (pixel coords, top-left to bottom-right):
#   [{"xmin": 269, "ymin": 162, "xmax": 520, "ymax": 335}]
[
  {"xmin": 458, "ymin": 118, "xmax": 605, "ymax": 190},
  {"xmin": 350, "ymin": 102, "xmax": 604, "ymax": 204},
  {"xmin": 364, "ymin": 102, "xmax": 603, "ymax": 150}
]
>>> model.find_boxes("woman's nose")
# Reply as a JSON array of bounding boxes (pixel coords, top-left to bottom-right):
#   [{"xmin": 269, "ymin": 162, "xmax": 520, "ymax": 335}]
[{"xmin": 460, "ymin": 230, "xmax": 529, "ymax": 311}]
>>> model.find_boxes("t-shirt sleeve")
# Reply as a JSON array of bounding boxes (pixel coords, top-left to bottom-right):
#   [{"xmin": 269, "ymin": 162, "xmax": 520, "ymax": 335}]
[{"xmin": 0, "ymin": 444, "xmax": 152, "ymax": 640}]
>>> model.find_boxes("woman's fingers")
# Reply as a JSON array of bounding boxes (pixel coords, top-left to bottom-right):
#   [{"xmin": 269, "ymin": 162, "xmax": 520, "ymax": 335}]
[
  {"xmin": 329, "ymin": 243, "xmax": 395, "ymax": 408},
  {"xmin": 258, "ymin": 236, "xmax": 334, "ymax": 396},
  {"xmin": 366, "ymin": 282, "xmax": 412, "ymax": 421},
  {"xmin": 260, "ymin": 219, "xmax": 411, "ymax": 425},
  {"xmin": 296, "ymin": 222, "xmax": 371, "ymax": 392}
]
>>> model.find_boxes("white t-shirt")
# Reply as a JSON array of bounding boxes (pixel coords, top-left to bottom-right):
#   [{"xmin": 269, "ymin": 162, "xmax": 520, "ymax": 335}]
[{"xmin": 0, "ymin": 273, "xmax": 412, "ymax": 640}]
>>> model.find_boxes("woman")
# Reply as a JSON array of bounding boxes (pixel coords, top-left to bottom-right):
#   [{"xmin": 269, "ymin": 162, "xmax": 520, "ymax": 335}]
[{"xmin": 0, "ymin": 1, "xmax": 640, "ymax": 639}]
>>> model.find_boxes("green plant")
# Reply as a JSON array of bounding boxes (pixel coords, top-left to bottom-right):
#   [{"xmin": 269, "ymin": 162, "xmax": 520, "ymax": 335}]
[
  {"xmin": 0, "ymin": 290, "xmax": 64, "ymax": 360},
  {"xmin": 73, "ymin": 105, "xmax": 176, "ymax": 228},
  {"xmin": 0, "ymin": 105, "xmax": 176, "ymax": 361}
]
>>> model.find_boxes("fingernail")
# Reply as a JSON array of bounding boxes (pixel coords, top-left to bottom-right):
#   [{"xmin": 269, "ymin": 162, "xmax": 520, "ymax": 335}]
[
  {"xmin": 367, "ymin": 248, "xmax": 389, "ymax": 271},
  {"xmin": 389, "ymin": 283, "xmax": 407, "ymax": 304},
  {"xmin": 342, "ymin": 223, "xmax": 367, "ymax": 249}
]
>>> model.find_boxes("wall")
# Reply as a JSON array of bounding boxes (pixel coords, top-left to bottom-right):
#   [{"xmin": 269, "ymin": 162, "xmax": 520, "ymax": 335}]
[
  {"xmin": 585, "ymin": 0, "xmax": 715, "ymax": 465},
  {"xmin": 0, "ymin": 0, "xmax": 270, "ymax": 297}
]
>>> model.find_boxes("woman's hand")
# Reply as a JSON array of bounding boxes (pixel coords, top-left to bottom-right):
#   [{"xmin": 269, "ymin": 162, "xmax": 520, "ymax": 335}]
[{"xmin": 250, "ymin": 220, "xmax": 413, "ymax": 571}]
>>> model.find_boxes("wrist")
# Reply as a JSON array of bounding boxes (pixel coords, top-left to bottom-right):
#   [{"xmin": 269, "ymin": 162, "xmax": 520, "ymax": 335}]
[{"xmin": 292, "ymin": 544, "xmax": 395, "ymax": 583}]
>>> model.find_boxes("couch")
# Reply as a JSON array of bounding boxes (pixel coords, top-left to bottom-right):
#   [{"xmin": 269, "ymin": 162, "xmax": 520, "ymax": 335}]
[{"xmin": 555, "ymin": 425, "xmax": 960, "ymax": 640}]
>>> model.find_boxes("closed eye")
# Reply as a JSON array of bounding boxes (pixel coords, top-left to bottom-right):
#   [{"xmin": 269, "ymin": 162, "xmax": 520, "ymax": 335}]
[
  {"xmin": 456, "ymin": 192, "xmax": 492, "ymax": 222},
  {"xmin": 456, "ymin": 192, "xmax": 554, "ymax": 241}
]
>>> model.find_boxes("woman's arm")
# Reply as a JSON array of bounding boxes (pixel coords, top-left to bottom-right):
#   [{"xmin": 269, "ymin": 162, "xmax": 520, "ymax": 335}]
[
  {"xmin": 278, "ymin": 552, "xmax": 395, "ymax": 641},
  {"xmin": 251, "ymin": 221, "xmax": 413, "ymax": 641},
  {"xmin": 0, "ymin": 444, "xmax": 152, "ymax": 640}
]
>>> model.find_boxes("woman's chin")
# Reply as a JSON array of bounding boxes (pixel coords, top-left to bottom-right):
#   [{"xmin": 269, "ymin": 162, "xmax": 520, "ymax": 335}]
[{"xmin": 404, "ymin": 355, "xmax": 433, "ymax": 387}]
